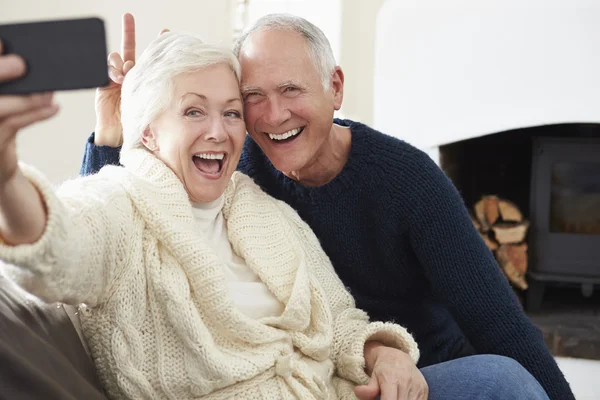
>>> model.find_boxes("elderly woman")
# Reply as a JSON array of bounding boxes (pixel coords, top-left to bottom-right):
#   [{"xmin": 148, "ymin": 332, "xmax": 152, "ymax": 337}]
[{"xmin": 0, "ymin": 33, "xmax": 420, "ymax": 399}]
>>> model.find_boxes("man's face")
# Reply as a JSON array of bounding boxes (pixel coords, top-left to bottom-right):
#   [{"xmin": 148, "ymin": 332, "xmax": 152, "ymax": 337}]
[{"xmin": 238, "ymin": 29, "xmax": 343, "ymax": 174}]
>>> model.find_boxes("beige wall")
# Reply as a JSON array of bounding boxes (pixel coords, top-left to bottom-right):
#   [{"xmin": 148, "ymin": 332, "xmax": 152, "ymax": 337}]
[
  {"xmin": 338, "ymin": 0, "xmax": 385, "ymax": 125},
  {"xmin": 3, "ymin": 0, "xmax": 233, "ymax": 183},
  {"xmin": 3, "ymin": 0, "xmax": 384, "ymax": 183}
]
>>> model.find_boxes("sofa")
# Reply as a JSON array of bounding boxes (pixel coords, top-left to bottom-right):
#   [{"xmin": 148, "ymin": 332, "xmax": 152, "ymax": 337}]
[{"xmin": 0, "ymin": 274, "xmax": 108, "ymax": 399}]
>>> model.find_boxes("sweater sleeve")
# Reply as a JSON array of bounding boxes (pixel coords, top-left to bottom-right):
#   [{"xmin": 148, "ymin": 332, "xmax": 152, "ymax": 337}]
[
  {"xmin": 401, "ymin": 150, "xmax": 574, "ymax": 400},
  {"xmin": 0, "ymin": 163, "xmax": 135, "ymax": 307},
  {"xmin": 79, "ymin": 132, "xmax": 122, "ymax": 176},
  {"xmin": 275, "ymin": 200, "xmax": 419, "ymax": 385}
]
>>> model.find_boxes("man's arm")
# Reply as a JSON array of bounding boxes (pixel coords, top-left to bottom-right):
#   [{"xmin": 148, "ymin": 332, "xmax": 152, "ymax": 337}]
[
  {"xmin": 403, "ymin": 149, "xmax": 574, "ymax": 400},
  {"xmin": 79, "ymin": 132, "xmax": 122, "ymax": 176},
  {"xmin": 81, "ymin": 14, "xmax": 135, "ymax": 176}
]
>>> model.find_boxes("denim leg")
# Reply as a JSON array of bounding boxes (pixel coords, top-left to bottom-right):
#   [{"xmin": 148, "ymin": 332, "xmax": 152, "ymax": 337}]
[{"xmin": 421, "ymin": 355, "xmax": 549, "ymax": 400}]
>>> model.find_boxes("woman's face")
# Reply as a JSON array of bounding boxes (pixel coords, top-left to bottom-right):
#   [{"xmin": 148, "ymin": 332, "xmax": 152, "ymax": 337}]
[{"xmin": 144, "ymin": 64, "xmax": 245, "ymax": 203}]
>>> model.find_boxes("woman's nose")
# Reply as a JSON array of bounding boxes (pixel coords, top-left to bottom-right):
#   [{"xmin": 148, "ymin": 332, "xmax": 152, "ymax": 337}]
[{"xmin": 205, "ymin": 118, "xmax": 227, "ymax": 142}]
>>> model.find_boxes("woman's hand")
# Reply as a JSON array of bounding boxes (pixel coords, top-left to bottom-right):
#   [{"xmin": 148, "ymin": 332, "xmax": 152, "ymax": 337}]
[
  {"xmin": 0, "ymin": 42, "xmax": 59, "ymax": 185},
  {"xmin": 93, "ymin": 13, "xmax": 136, "ymax": 146},
  {"xmin": 355, "ymin": 341, "xmax": 429, "ymax": 400},
  {"xmin": 0, "ymin": 41, "xmax": 57, "ymax": 244}
]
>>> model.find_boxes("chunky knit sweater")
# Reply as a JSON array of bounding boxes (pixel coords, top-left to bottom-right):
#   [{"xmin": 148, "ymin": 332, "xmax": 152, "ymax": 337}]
[
  {"xmin": 0, "ymin": 149, "xmax": 419, "ymax": 400},
  {"xmin": 80, "ymin": 119, "xmax": 574, "ymax": 400}
]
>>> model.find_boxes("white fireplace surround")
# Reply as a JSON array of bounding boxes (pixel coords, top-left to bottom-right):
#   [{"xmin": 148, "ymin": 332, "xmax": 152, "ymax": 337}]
[{"xmin": 373, "ymin": 0, "xmax": 600, "ymax": 163}]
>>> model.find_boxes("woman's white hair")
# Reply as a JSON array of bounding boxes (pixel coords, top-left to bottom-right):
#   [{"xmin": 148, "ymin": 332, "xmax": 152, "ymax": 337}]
[
  {"xmin": 233, "ymin": 13, "xmax": 337, "ymax": 89},
  {"xmin": 120, "ymin": 32, "xmax": 241, "ymax": 153}
]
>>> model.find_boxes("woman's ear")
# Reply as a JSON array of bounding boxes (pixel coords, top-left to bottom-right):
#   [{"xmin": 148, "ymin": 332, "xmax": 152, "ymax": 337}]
[{"xmin": 141, "ymin": 127, "xmax": 158, "ymax": 151}]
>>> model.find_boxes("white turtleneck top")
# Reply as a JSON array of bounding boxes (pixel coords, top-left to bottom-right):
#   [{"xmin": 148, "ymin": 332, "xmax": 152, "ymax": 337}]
[{"xmin": 191, "ymin": 196, "xmax": 285, "ymax": 320}]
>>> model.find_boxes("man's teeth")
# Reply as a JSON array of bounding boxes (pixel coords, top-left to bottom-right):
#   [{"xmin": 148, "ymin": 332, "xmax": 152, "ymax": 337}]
[
  {"xmin": 269, "ymin": 128, "xmax": 302, "ymax": 140},
  {"xmin": 194, "ymin": 153, "xmax": 225, "ymax": 160}
]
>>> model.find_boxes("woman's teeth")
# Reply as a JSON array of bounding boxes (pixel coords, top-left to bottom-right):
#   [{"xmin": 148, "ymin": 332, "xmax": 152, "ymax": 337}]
[
  {"xmin": 193, "ymin": 153, "xmax": 225, "ymax": 175},
  {"xmin": 269, "ymin": 127, "xmax": 303, "ymax": 140},
  {"xmin": 193, "ymin": 153, "xmax": 225, "ymax": 160}
]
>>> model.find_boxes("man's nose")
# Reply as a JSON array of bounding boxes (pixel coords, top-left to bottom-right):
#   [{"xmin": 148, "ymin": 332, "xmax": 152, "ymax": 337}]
[{"xmin": 263, "ymin": 96, "xmax": 291, "ymax": 127}]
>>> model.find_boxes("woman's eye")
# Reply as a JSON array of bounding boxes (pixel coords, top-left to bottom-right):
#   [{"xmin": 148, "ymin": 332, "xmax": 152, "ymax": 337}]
[
  {"xmin": 185, "ymin": 109, "xmax": 203, "ymax": 117},
  {"xmin": 225, "ymin": 110, "xmax": 242, "ymax": 118}
]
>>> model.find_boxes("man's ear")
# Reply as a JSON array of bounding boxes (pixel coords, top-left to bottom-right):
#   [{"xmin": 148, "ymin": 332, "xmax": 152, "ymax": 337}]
[
  {"xmin": 141, "ymin": 127, "xmax": 158, "ymax": 151},
  {"xmin": 331, "ymin": 66, "xmax": 344, "ymax": 111}
]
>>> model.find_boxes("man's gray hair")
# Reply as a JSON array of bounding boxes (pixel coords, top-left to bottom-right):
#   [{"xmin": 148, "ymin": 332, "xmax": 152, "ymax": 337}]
[
  {"xmin": 233, "ymin": 13, "xmax": 337, "ymax": 89},
  {"xmin": 121, "ymin": 32, "xmax": 241, "ymax": 153}
]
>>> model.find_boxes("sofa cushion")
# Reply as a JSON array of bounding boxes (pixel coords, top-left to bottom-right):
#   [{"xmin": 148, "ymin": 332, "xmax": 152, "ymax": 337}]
[{"xmin": 0, "ymin": 276, "xmax": 108, "ymax": 400}]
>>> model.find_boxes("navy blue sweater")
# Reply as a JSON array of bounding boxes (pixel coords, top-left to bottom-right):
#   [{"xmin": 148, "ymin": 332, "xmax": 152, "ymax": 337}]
[{"xmin": 80, "ymin": 119, "xmax": 573, "ymax": 400}]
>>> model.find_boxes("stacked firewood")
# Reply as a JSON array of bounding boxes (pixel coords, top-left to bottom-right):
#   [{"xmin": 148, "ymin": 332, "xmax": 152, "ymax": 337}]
[{"xmin": 470, "ymin": 196, "xmax": 529, "ymax": 290}]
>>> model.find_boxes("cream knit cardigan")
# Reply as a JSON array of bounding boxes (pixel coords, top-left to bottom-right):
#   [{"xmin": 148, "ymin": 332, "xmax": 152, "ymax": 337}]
[{"xmin": 0, "ymin": 149, "xmax": 419, "ymax": 400}]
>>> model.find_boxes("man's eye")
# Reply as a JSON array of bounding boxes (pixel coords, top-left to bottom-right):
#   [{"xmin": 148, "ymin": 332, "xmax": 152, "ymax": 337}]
[
  {"xmin": 283, "ymin": 87, "xmax": 301, "ymax": 96},
  {"xmin": 244, "ymin": 92, "xmax": 263, "ymax": 103}
]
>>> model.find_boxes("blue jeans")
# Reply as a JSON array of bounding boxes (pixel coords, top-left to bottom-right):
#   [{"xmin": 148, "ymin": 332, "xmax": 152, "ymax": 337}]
[{"xmin": 421, "ymin": 355, "xmax": 549, "ymax": 399}]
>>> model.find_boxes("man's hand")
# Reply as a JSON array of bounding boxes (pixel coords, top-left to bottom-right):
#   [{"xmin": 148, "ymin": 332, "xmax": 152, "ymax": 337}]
[
  {"xmin": 93, "ymin": 13, "xmax": 136, "ymax": 146},
  {"xmin": 354, "ymin": 341, "xmax": 428, "ymax": 400}
]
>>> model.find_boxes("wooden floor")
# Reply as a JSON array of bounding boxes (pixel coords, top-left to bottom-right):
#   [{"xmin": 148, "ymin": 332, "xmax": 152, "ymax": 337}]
[{"xmin": 526, "ymin": 285, "xmax": 600, "ymax": 360}]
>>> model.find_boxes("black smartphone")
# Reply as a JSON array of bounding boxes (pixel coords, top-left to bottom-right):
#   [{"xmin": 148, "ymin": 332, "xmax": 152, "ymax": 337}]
[{"xmin": 0, "ymin": 17, "xmax": 109, "ymax": 94}]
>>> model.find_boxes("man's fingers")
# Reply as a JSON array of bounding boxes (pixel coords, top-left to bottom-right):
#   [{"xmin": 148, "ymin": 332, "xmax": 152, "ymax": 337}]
[
  {"xmin": 0, "ymin": 92, "xmax": 53, "ymax": 119},
  {"xmin": 379, "ymin": 382, "xmax": 398, "ymax": 400},
  {"xmin": 108, "ymin": 52, "xmax": 124, "ymax": 71},
  {"xmin": 408, "ymin": 381, "xmax": 428, "ymax": 400},
  {"xmin": 108, "ymin": 66, "xmax": 124, "ymax": 84},
  {"xmin": 1, "ymin": 103, "xmax": 59, "ymax": 133},
  {"xmin": 354, "ymin": 375, "xmax": 380, "ymax": 400},
  {"xmin": 121, "ymin": 13, "xmax": 136, "ymax": 63},
  {"xmin": 0, "ymin": 55, "xmax": 26, "ymax": 82},
  {"xmin": 399, "ymin": 383, "xmax": 413, "ymax": 400},
  {"xmin": 122, "ymin": 60, "xmax": 135, "ymax": 76},
  {"xmin": 107, "ymin": 52, "xmax": 124, "ymax": 83}
]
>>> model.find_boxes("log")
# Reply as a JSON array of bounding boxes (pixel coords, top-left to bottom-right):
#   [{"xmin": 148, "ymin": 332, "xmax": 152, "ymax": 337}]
[
  {"xmin": 480, "ymin": 232, "xmax": 499, "ymax": 251},
  {"xmin": 470, "ymin": 213, "xmax": 481, "ymax": 231},
  {"xmin": 483, "ymin": 195, "xmax": 500, "ymax": 225},
  {"xmin": 498, "ymin": 199, "xmax": 524, "ymax": 222},
  {"xmin": 474, "ymin": 195, "xmax": 500, "ymax": 228},
  {"xmin": 474, "ymin": 200, "xmax": 490, "ymax": 231},
  {"xmin": 497, "ymin": 243, "xmax": 528, "ymax": 274},
  {"xmin": 496, "ymin": 243, "xmax": 528, "ymax": 290},
  {"xmin": 492, "ymin": 222, "xmax": 530, "ymax": 244}
]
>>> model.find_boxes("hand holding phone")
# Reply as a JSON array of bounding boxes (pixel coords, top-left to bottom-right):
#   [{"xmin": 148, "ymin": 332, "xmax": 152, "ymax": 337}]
[
  {"xmin": 0, "ymin": 41, "xmax": 59, "ymax": 185},
  {"xmin": 0, "ymin": 17, "xmax": 109, "ymax": 95}
]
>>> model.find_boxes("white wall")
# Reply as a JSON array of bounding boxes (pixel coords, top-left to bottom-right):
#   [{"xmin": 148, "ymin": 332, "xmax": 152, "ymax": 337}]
[
  {"xmin": 243, "ymin": 0, "xmax": 342, "ymax": 64},
  {"xmin": 338, "ymin": 0, "xmax": 385, "ymax": 125},
  {"xmin": 373, "ymin": 0, "xmax": 600, "ymax": 151},
  {"xmin": 3, "ymin": 0, "xmax": 234, "ymax": 183}
]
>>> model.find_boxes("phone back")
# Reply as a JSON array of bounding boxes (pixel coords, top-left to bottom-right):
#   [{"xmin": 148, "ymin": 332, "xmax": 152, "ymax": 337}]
[{"xmin": 0, "ymin": 17, "xmax": 109, "ymax": 94}]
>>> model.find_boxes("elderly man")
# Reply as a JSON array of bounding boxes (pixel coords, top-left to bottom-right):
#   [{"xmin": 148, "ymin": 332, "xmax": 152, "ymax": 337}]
[{"xmin": 81, "ymin": 13, "xmax": 573, "ymax": 400}]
